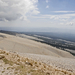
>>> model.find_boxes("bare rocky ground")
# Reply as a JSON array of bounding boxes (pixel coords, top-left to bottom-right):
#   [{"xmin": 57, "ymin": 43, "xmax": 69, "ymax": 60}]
[
  {"xmin": 0, "ymin": 49, "xmax": 75, "ymax": 75},
  {"xmin": 21, "ymin": 53, "xmax": 75, "ymax": 72},
  {"xmin": 0, "ymin": 33, "xmax": 75, "ymax": 75},
  {"xmin": 0, "ymin": 33, "xmax": 74, "ymax": 58}
]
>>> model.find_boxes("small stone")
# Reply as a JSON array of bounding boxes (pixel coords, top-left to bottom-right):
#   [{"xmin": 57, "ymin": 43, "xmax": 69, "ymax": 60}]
[
  {"xmin": 25, "ymin": 61, "xmax": 33, "ymax": 66},
  {"xmin": 0, "ymin": 54, "xmax": 5, "ymax": 59}
]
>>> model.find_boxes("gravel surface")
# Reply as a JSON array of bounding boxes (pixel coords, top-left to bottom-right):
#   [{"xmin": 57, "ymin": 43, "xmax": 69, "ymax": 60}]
[{"xmin": 20, "ymin": 53, "xmax": 75, "ymax": 72}]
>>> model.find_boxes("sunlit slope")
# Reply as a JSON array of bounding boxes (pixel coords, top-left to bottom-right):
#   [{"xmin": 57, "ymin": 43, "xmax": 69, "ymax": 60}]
[
  {"xmin": 0, "ymin": 33, "xmax": 74, "ymax": 58},
  {"xmin": 0, "ymin": 49, "xmax": 75, "ymax": 75}
]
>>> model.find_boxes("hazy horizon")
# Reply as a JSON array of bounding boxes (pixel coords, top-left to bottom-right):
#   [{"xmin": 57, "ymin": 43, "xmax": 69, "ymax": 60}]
[{"xmin": 0, "ymin": 27, "xmax": 75, "ymax": 35}]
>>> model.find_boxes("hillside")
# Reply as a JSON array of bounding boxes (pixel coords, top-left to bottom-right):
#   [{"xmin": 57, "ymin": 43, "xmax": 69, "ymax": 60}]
[
  {"xmin": 0, "ymin": 33, "xmax": 75, "ymax": 75},
  {"xmin": 0, "ymin": 33, "xmax": 74, "ymax": 58},
  {"xmin": 0, "ymin": 49, "xmax": 75, "ymax": 75}
]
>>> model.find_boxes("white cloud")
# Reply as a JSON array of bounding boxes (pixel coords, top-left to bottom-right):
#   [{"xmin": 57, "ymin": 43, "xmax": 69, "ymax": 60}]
[
  {"xmin": 46, "ymin": 5, "xmax": 49, "ymax": 8},
  {"xmin": 0, "ymin": 0, "xmax": 40, "ymax": 21},
  {"xmin": 33, "ymin": 13, "xmax": 75, "ymax": 20},
  {"xmin": 0, "ymin": 0, "xmax": 8, "ymax": 6},
  {"xmin": 32, "ymin": 13, "xmax": 75, "ymax": 26},
  {"xmin": 53, "ymin": 11, "xmax": 75, "ymax": 13},
  {"xmin": 46, "ymin": 0, "xmax": 48, "ymax": 3},
  {"xmin": 66, "ymin": 22, "xmax": 73, "ymax": 26}
]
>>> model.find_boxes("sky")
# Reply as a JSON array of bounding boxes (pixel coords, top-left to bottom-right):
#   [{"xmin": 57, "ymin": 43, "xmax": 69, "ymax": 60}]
[{"xmin": 0, "ymin": 0, "xmax": 75, "ymax": 32}]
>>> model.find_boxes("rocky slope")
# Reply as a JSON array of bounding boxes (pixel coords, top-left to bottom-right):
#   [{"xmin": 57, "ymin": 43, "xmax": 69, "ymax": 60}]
[{"xmin": 0, "ymin": 49, "xmax": 75, "ymax": 75}]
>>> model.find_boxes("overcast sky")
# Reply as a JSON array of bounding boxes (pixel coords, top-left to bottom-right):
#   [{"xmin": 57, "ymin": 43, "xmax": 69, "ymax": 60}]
[{"xmin": 0, "ymin": 0, "xmax": 75, "ymax": 32}]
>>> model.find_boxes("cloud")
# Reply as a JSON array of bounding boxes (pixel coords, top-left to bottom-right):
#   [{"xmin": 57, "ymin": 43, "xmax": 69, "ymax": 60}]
[
  {"xmin": 46, "ymin": 0, "xmax": 48, "ymax": 3},
  {"xmin": 32, "ymin": 13, "xmax": 75, "ymax": 26},
  {"xmin": 0, "ymin": 0, "xmax": 40, "ymax": 21},
  {"xmin": 53, "ymin": 11, "xmax": 75, "ymax": 13},
  {"xmin": 33, "ymin": 13, "xmax": 75, "ymax": 20},
  {"xmin": 66, "ymin": 22, "xmax": 73, "ymax": 26},
  {"xmin": 46, "ymin": 5, "xmax": 49, "ymax": 8}
]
